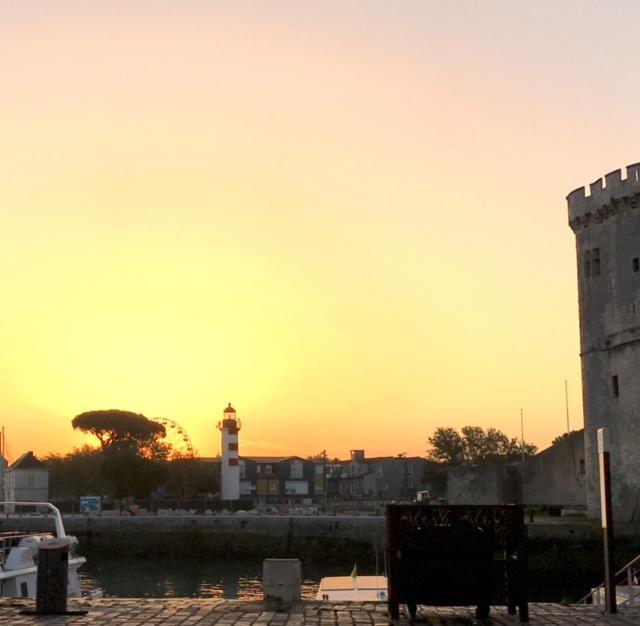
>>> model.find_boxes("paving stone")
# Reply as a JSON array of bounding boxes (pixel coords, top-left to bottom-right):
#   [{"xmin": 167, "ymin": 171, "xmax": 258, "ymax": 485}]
[{"xmin": 0, "ymin": 599, "xmax": 639, "ymax": 625}]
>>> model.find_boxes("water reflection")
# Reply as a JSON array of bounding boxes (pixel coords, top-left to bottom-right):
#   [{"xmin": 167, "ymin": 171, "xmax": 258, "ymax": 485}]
[{"xmin": 79, "ymin": 555, "xmax": 325, "ymax": 599}]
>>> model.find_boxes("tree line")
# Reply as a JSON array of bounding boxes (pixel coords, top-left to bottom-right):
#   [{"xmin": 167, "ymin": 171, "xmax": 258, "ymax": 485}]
[
  {"xmin": 45, "ymin": 410, "xmax": 218, "ymax": 500},
  {"xmin": 46, "ymin": 410, "xmax": 538, "ymax": 501},
  {"xmin": 427, "ymin": 425, "xmax": 537, "ymax": 465}
]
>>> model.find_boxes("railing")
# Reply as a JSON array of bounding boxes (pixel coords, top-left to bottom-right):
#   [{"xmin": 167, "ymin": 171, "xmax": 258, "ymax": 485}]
[
  {"xmin": 387, "ymin": 504, "xmax": 529, "ymax": 622},
  {"xmin": 579, "ymin": 553, "xmax": 640, "ymax": 607},
  {"xmin": 0, "ymin": 502, "xmax": 67, "ymax": 539}
]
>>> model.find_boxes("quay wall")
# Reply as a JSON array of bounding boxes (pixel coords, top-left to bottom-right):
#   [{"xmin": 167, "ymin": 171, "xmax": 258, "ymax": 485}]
[
  {"xmin": 0, "ymin": 514, "xmax": 386, "ymax": 560},
  {"xmin": 4, "ymin": 514, "xmax": 640, "ymax": 600},
  {"xmin": 2, "ymin": 512, "xmax": 637, "ymax": 547}
]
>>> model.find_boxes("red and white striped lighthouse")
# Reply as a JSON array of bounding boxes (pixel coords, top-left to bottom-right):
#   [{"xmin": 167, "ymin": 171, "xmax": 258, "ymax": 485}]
[{"xmin": 218, "ymin": 403, "xmax": 241, "ymax": 500}]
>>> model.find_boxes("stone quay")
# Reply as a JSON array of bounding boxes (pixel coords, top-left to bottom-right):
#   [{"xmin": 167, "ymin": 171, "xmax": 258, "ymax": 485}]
[{"xmin": 1, "ymin": 599, "xmax": 639, "ymax": 625}]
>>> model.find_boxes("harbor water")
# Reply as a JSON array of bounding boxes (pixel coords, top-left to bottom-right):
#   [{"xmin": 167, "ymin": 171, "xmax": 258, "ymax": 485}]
[{"xmin": 78, "ymin": 553, "xmax": 342, "ymax": 599}]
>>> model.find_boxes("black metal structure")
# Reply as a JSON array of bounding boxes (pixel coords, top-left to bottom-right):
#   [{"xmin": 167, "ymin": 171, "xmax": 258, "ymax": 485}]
[{"xmin": 387, "ymin": 504, "xmax": 528, "ymax": 622}]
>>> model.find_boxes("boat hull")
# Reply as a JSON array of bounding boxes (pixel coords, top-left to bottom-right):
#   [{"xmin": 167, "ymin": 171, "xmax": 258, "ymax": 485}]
[
  {"xmin": 0, "ymin": 557, "xmax": 86, "ymax": 598},
  {"xmin": 316, "ymin": 576, "xmax": 388, "ymax": 602}
]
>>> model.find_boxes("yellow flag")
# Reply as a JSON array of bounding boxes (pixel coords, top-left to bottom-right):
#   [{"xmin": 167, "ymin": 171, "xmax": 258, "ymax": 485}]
[{"xmin": 350, "ymin": 564, "xmax": 357, "ymax": 579}]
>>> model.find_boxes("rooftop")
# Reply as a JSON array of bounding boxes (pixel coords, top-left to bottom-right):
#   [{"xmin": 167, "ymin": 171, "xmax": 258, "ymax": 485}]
[{"xmin": 7, "ymin": 451, "xmax": 45, "ymax": 471}]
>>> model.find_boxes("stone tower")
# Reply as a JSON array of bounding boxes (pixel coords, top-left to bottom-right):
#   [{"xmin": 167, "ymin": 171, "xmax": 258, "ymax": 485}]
[{"xmin": 567, "ymin": 163, "xmax": 640, "ymax": 521}]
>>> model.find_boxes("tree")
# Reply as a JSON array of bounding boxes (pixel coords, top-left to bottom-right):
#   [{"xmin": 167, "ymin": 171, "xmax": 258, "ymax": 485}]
[
  {"xmin": 552, "ymin": 430, "xmax": 581, "ymax": 445},
  {"xmin": 427, "ymin": 426, "xmax": 537, "ymax": 464},
  {"xmin": 101, "ymin": 444, "xmax": 167, "ymax": 499},
  {"xmin": 139, "ymin": 434, "xmax": 175, "ymax": 461},
  {"xmin": 427, "ymin": 427, "xmax": 465, "ymax": 464},
  {"xmin": 72, "ymin": 409, "xmax": 166, "ymax": 452},
  {"xmin": 164, "ymin": 458, "xmax": 218, "ymax": 498},
  {"xmin": 45, "ymin": 446, "xmax": 108, "ymax": 498},
  {"xmin": 306, "ymin": 450, "xmax": 328, "ymax": 462}
]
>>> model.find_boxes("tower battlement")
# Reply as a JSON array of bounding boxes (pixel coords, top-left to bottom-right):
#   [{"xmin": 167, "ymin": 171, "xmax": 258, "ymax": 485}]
[
  {"xmin": 567, "ymin": 162, "xmax": 640, "ymax": 522},
  {"xmin": 567, "ymin": 162, "xmax": 640, "ymax": 230}
]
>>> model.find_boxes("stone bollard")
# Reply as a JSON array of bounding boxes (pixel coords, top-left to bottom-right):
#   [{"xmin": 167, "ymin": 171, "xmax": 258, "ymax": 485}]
[
  {"xmin": 37, "ymin": 537, "xmax": 70, "ymax": 614},
  {"xmin": 20, "ymin": 537, "xmax": 87, "ymax": 616},
  {"xmin": 263, "ymin": 559, "xmax": 301, "ymax": 609}
]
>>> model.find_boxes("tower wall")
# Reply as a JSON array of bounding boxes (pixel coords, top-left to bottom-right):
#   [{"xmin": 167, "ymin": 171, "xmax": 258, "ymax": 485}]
[
  {"xmin": 219, "ymin": 416, "xmax": 240, "ymax": 501},
  {"xmin": 568, "ymin": 163, "xmax": 640, "ymax": 521}
]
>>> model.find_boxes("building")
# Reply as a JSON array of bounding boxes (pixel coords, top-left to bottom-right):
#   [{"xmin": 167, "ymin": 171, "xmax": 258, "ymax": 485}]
[
  {"xmin": 567, "ymin": 163, "xmax": 640, "ymax": 521},
  {"xmin": 445, "ymin": 432, "xmax": 587, "ymax": 509},
  {"xmin": 522, "ymin": 430, "xmax": 586, "ymax": 508},
  {"xmin": 217, "ymin": 403, "xmax": 241, "ymax": 501},
  {"xmin": 239, "ymin": 456, "xmax": 318, "ymax": 505},
  {"xmin": 3, "ymin": 451, "xmax": 49, "ymax": 505},
  {"xmin": 338, "ymin": 450, "xmax": 429, "ymax": 501}
]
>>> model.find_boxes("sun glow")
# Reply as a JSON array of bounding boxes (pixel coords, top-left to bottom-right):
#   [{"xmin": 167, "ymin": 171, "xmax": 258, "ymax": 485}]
[{"xmin": 5, "ymin": 1, "xmax": 638, "ymax": 459}]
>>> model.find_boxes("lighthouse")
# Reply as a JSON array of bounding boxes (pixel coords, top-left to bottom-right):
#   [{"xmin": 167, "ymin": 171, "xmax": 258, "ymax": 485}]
[{"xmin": 218, "ymin": 403, "xmax": 241, "ymax": 501}]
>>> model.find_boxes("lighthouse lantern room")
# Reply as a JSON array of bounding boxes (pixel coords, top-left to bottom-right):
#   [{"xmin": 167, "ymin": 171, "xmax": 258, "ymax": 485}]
[{"xmin": 218, "ymin": 403, "xmax": 241, "ymax": 501}]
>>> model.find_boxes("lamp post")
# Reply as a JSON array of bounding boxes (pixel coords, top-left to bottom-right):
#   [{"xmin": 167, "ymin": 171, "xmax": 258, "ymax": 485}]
[
  {"xmin": 564, "ymin": 380, "xmax": 570, "ymax": 434},
  {"xmin": 598, "ymin": 427, "xmax": 616, "ymax": 614}
]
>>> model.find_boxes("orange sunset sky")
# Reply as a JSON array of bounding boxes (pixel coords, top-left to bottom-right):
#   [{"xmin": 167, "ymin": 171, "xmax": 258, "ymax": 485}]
[{"xmin": 2, "ymin": 1, "xmax": 639, "ymax": 461}]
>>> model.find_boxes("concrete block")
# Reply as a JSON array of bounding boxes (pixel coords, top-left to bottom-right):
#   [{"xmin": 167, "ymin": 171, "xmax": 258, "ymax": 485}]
[{"xmin": 262, "ymin": 558, "xmax": 301, "ymax": 605}]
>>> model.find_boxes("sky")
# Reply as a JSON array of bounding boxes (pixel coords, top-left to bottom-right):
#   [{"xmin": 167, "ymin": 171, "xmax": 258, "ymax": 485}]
[{"xmin": 2, "ymin": 1, "xmax": 640, "ymax": 461}]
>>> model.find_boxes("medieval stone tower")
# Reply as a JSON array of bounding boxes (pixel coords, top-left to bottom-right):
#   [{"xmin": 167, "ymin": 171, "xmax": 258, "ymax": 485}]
[{"xmin": 567, "ymin": 163, "xmax": 640, "ymax": 521}]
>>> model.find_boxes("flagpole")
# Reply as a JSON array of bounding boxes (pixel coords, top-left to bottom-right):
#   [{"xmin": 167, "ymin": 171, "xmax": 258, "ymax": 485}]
[{"xmin": 565, "ymin": 379, "xmax": 570, "ymax": 434}]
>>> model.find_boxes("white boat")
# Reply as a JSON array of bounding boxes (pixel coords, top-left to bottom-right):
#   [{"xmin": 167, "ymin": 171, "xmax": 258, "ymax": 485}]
[
  {"xmin": 316, "ymin": 575, "xmax": 388, "ymax": 601},
  {"xmin": 0, "ymin": 502, "xmax": 86, "ymax": 598}
]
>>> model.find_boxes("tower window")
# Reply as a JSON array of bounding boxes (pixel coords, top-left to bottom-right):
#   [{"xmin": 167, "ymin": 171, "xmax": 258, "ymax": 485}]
[
  {"xmin": 633, "ymin": 257, "xmax": 639, "ymax": 273},
  {"xmin": 591, "ymin": 248, "xmax": 601, "ymax": 275},
  {"xmin": 583, "ymin": 249, "xmax": 591, "ymax": 277},
  {"xmin": 583, "ymin": 247, "xmax": 602, "ymax": 278},
  {"xmin": 579, "ymin": 459, "xmax": 585, "ymax": 475},
  {"xmin": 612, "ymin": 375, "xmax": 619, "ymax": 398}
]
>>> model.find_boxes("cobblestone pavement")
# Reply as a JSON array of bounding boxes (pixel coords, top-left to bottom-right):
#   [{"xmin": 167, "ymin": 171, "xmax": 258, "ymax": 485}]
[{"xmin": 0, "ymin": 599, "xmax": 639, "ymax": 626}]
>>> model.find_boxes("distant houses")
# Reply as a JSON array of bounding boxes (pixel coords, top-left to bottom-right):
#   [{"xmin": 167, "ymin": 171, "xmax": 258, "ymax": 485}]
[
  {"xmin": 3, "ymin": 451, "xmax": 49, "ymax": 505},
  {"xmin": 340, "ymin": 450, "xmax": 430, "ymax": 500},
  {"xmin": 205, "ymin": 450, "xmax": 431, "ymax": 507},
  {"xmin": 239, "ymin": 456, "xmax": 316, "ymax": 501}
]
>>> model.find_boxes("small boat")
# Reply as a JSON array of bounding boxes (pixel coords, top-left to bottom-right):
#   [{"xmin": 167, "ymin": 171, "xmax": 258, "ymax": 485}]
[
  {"xmin": 316, "ymin": 575, "xmax": 388, "ymax": 602},
  {"xmin": 0, "ymin": 502, "xmax": 86, "ymax": 598}
]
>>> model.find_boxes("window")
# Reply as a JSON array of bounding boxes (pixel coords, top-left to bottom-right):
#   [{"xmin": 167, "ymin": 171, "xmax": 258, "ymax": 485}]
[
  {"xmin": 583, "ymin": 247, "xmax": 602, "ymax": 277},
  {"xmin": 228, "ymin": 458, "xmax": 238, "ymax": 466},
  {"xmin": 633, "ymin": 257, "xmax": 639, "ymax": 273},
  {"xmin": 239, "ymin": 461, "xmax": 246, "ymax": 479},
  {"xmin": 27, "ymin": 474, "xmax": 35, "ymax": 487},
  {"xmin": 579, "ymin": 459, "xmax": 586, "ymax": 475},
  {"xmin": 256, "ymin": 464, "xmax": 261, "ymax": 474},
  {"xmin": 265, "ymin": 464, "xmax": 272, "ymax": 474},
  {"xmin": 612, "ymin": 375, "xmax": 619, "ymax": 398},
  {"xmin": 290, "ymin": 460, "xmax": 303, "ymax": 479},
  {"xmin": 583, "ymin": 249, "xmax": 591, "ymax": 277},
  {"xmin": 592, "ymin": 248, "xmax": 600, "ymax": 275}
]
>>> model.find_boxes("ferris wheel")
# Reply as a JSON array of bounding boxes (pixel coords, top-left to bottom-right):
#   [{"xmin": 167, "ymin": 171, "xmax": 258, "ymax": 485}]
[{"xmin": 152, "ymin": 417, "xmax": 195, "ymax": 458}]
